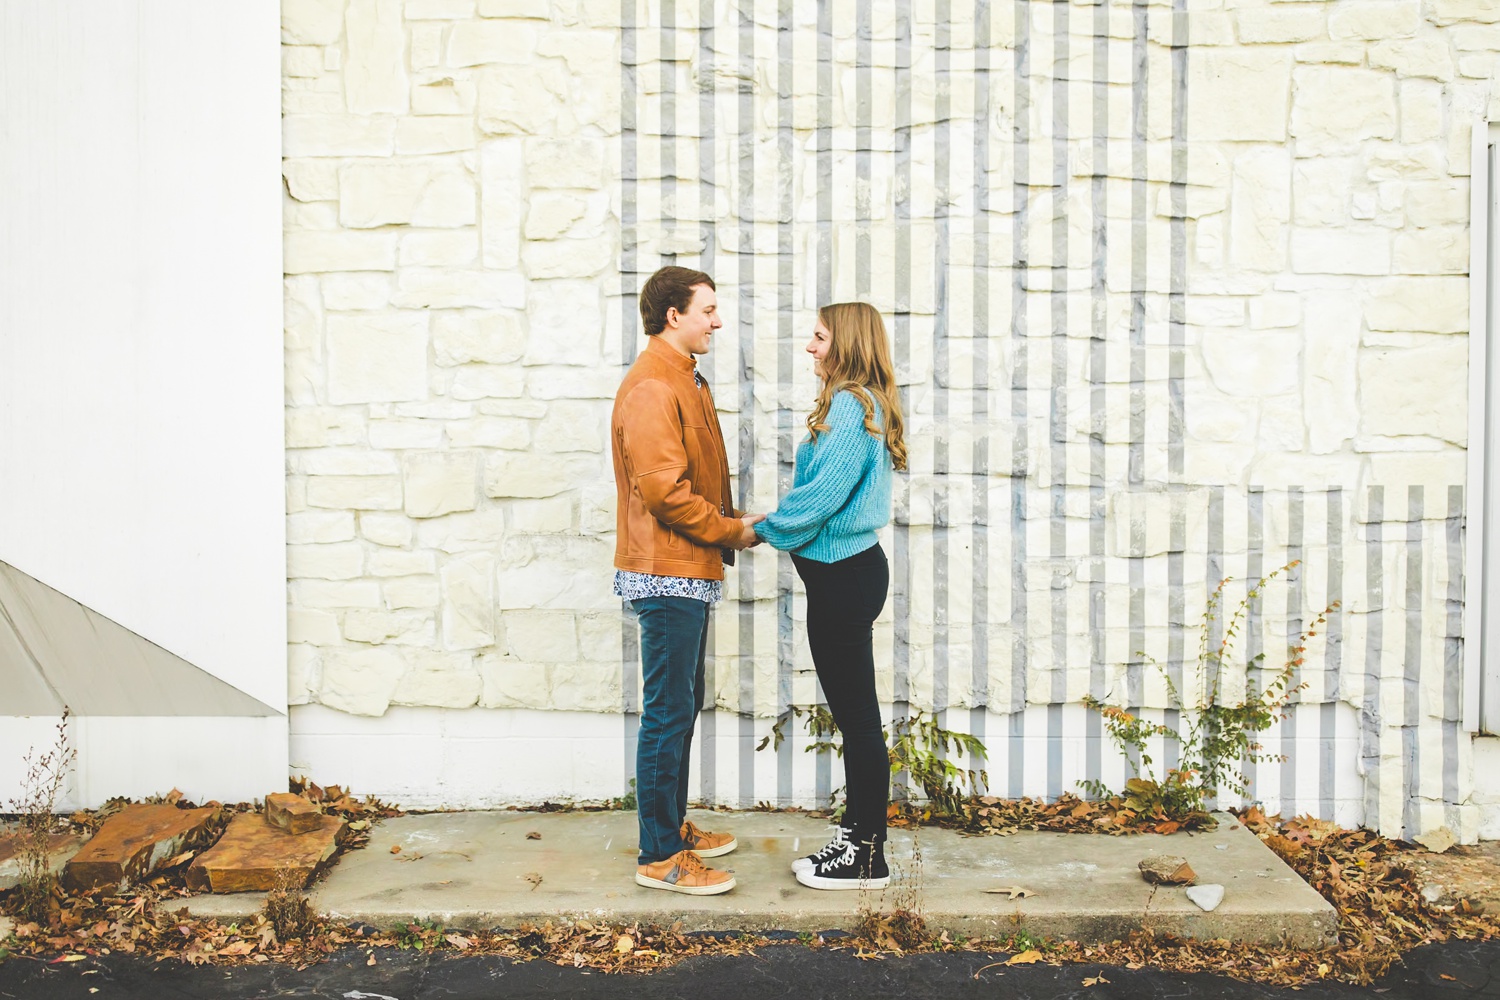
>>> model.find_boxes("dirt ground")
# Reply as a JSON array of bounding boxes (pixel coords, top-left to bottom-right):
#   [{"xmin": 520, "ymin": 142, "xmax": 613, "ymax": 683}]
[{"xmin": 1407, "ymin": 841, "xmax": 1500, "ymax": 913}]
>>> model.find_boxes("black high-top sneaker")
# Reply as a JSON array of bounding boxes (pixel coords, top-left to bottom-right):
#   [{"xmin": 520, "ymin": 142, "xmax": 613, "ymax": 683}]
[
  {"xmin": 794, "ymin": 834, "xmax": 890, "ymax": 890},
  {"xmin": 790, "ymin": 824, "xmax": 851, "ymax": 875}
]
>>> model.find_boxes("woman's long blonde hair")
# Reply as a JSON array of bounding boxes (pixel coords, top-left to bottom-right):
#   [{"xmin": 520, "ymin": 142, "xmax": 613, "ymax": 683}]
[{"xmin": 807, "ymin": 302, "xmax": 908, "ymax": 472}]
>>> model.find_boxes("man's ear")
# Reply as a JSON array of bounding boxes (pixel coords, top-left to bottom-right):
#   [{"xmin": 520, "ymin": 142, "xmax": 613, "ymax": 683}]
[{"xmin": 664, "ymin": 307, "xmax": 680, "ymax": 330}]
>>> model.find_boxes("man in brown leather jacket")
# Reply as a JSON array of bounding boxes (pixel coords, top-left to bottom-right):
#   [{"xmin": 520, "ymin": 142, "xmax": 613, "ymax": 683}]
[{"xmin": 611, "ymin": 266, "xmax": 761, "ymax": 896}]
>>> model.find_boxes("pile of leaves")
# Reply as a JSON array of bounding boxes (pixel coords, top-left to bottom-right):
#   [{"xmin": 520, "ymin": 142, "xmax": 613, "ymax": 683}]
[
  {"xmin": 890, "ymin": 789, "xmax": 1216, "ymax": 837},
  {"xmin": 287, "ymin": 779, "xmax": 404, "ymax": 852}
]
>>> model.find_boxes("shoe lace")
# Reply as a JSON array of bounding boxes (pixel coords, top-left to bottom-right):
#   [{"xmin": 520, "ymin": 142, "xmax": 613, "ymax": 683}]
[
  {"xmin": 675, "ymin": 850, "xmax": 711, "ymax": 877},
  {"xmin": 811, "ymin": 826, "xmax": 852, "ymax": 863},
  {"xmin": 682, "ymin": 820, "xmax": 702, "ymax": 843},
  {"xmin": 829, "ymin": 841, "xmax": 858, "ymax": 868}
]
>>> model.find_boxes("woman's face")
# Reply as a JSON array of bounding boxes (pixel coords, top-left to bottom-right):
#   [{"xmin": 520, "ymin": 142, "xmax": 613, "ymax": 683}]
[{"xmin": 806, "ymin": 319, "xmax": 832, "ymax": 378}]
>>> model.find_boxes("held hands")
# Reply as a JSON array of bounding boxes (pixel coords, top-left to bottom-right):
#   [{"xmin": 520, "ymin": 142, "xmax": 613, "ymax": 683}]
[{"xmin": 736, "ymin": 513, "xmax": 766, "ymax": 549}]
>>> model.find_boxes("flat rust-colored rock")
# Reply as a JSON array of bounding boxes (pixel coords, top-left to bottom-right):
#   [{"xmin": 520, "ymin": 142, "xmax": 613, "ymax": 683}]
[
  {"xmin": 1138, "ymin": 855, "xmax": 1197, "ymax": 886},
  {"xmin": 187, "ymin": 812, "xmax": 343, "ymax": 893},
  {"xmin": 265, "ymin": 793, "xmax": 322, "ymax": 836},
  {"xmin": 0, "ymin": 830, "xmax": 85, "ymax": 891},
  {"xmin": 64, "ymin": 804, "xmax": 218, "ymax": 891}
]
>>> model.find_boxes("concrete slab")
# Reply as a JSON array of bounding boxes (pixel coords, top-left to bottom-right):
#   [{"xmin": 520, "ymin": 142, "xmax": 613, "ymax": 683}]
[
  {"xmin": 0, "ymin": 831, "xmax": 84, "ymax": 891},
  {"xmin": 180, "ymin": 810, "xmax": 1335, "ymax": 948}
]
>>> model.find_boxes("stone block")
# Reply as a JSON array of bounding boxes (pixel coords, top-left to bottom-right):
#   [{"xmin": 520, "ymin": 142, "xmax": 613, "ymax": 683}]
[
  {"xmin": 508, "ymin": 496, "xmax": 574, "ymax": 533},
  {"xmin": 64, "ymin": 804, "xmax": 219, "ymax": 892},
  {"xmin": 477, "ymin": 62, "xmax": 568, "ymax": 134},
  {"xmin": 343, "ymin": 609, "xmax": 436, "ymax": 645},
  {"xmin": 525, "ymin": 279, "xmax": 605, "ymax": 364},
  {"xmin": 288, "ymin": 609, "xmax": 341, "ymax": 645},
  {"xmin": 413, "ymin": 76, "xmax": 478, "ymax": 115},
  {"xmin": 479, "ymin": 139, "xmax": 524, "ymax": 269},
  {"xmin": 384, "ymin": 576, "xmax": 441, "ymax": 609},
  {"xmin": 526, "ymin": 366, "xmax": 620, "ymax": 398},
  {"xmin": 1201, "ymin": 329, "xmax": 1301, "ymax": 397},
  {"xmin": 345, "ymin": 0, "xmax": 408, "ymax": 114},
  {"xmin": 361, "ymin": 512, "xmax": 414, "ymax": 547},
  {"xmin": 1291, "ymin": 66, "xmax": 1396, "ymax": 154},
  {"xmin": 403, "ymin": 450, "xmax": 480, "ymax": 518},
  {"xmin": 1188, "ymin": 50, "xmax": 1291, "ymax": 142},
  {"xmin": 322, "ymin": 272, "xmax": 392, "ymax": 310},
  {"xmin": 477, "ymin": 0, "xmax": 550, "ymax": 16},
  {"xmin": 407, "ymin": 0, "xmax": 474, "ymax": 16},
  {"xmin": 484, "ymin": 452, "xmax": 593, "ymax": 498},
  {"xmin": 285, "ymin": 231, "xmax": 398, "ymax": 273},
  {"xmin": 393, "ymin": 268, "xmax": 526, "ymax": 309},
  {"xmin": 288, "ymin": 646, "xmax": 318, "ymax": 705},
  {"xmin": 535, "ymin": 28, "xmax": 617, "ymax": 73},
  {"xmin": 534, "ymin": 400, "xmax": 605, "ymax": 452},
  {"xmin": 415, "ymin": 507, "xmax": 506, "ymax": 553},
  {"xmin": 1234, "ymin": 7, "xmax": 1326, "ymax": 44},
  {"xmin": 339, "ymin": 162, "xmax": 476, "ymax": 229},
  {"xmin": 1430, "ymin": 0, "xmax": 1500, "ymax": 25},
  {"xmin": 446, "ymin": 416, "xmax": 532, "ymax": 448},
  {"xmin": 451, "ymin": 365, "xmax": 526, "ymax": 400},
  {"xmin": 1366, "ymin": 449, "xmax": 1467, "ymax": 485},
  {"xmin": 284, "ymin": 159, "xmax": 340, "ymax": 202},
  {"xmin": 326, "ymin": 313, "xmax": 429, "ymax": 403},
  {"xmin": 286, "ymin": 407, "xmax": 367, "ymax": 450},
  {"xmin": 521, "ymin": 236, "xmax": 614, "ymax": 280},
  {"xmin": 368, "ymin": 548, "xmax": 437, "ymax": 576},
  {"xmin": 410, "ymin": 23, "xmax": 443, "ymax": 68},
  {"xmin": 292, "ymin": 579, "xmax": 384, "ymax": 609},
  {"xmin": 525, "ymin": 193, "xmax": 588, "ymax": 239},
  {"xmin": 504, "ymin": 610, "xmax": 578, "ymax": 661},
  {"xmin": 265, "ymin": 793, "xmax": 323, "ymax": 836},
  {"xmin": 442, "ymin": 552, "xmax": 497, "ymax": 648},
  {"xmin": 283, "ymin": 115, "xmax": 396, "ymax": 157},
  {"xmin": 1364, "ymin": 277, "xmax": 1469, "ymax": 332},
  {"xmin": 287, "ymin": 542, "xmax": 365, "ymax": 580},
  {"xmin": 1292, "ymin": 158, "xmax": 1355, "ymax": 226},
  {"xmin": 0, "ymin": 832, "xmax": 83, "ymax": 892},
  {"xmin": 306, "ymin": 475, "xmax": 404, "ymax": 510},
  {"xmin": 1369, "ymin": 38, "xmax": 1456, "ymax": 81},
  {"xmin": 287, "ymin": 511, "xmax": 358, "ymax": 544},
  {"xmin": 1303, "ymin": 292, "xmax": 1362, "ymax": 454},
  {"xmin": 319, "ymin": 647, "xmax": 406, "ymax": 715},
  {"xmin": 1231, "ymin": 147, "xmax": 1292, "ymax": 272},
  {"xmin": 1359, "ymin": 339, "xmax": 1469, "ymax": 444},
  {"xmin": 1250, "ymin": 293, "xmax": 1302, "ymax": 330},
  {"xmin": 1401, "ymin": 80, "xmax": 1446, "ymax": 144},
  {"xmin": 283, "ymin": 0, "xmax": 347, "ymax": 44},
  {"xmin": 391, "ymin": 653, "xmax": 482, "ymax": 707},
  {"xmin": 1290, "ymin": 228, "xmax": 1391, "ymax": 275},
  {"xmin": 433, "ymin": 309, "xmax": 526, "ymax": 365},
  {"xmin": 1393, "ymin": 228, "xmax": 1468, "ymax": 275},
  {"xmin": 185, "ymin": 813, "xmax": 343, "ymax": 893},
  {"xmin": 283, "ymin": 45, "xmax": 325, "ymax": 79},
  {"xmin": 396, "ymin": 117, "xmax": 476, "ymax": 155},
  {"xmin": 524, "ymin": 137, "xmax": 606, "ymax": 189},
  {"xmin": 400, "ymin": 230, "xmax": 479, "ymax": 267},
  {"xmin": 1328, "ymin": 1, "xmax": 1419, "ymax": 39},
  {"xmin": 478, "ymin": 654, "xmax": 549, "ymax": 709},
  {"xmin": 448, "ymin": 21, "xmax": 537, "ymax": 66}
]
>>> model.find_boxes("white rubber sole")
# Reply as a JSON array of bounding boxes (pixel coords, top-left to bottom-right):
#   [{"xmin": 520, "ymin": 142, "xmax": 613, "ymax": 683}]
[
  {"xmin": 688, "ymin": 836, "xmax": 737, "ymax": 859},
  {"xmin": 795, "ymin": 869, "xmax": 890, "ymax": 891},
  {"xmin": 791, "ymin": 856, "xmax": 815, "ymax": 874},
  {"xmin": 635, "ymin": 871, "xmax": 736, "ymax": 895}
]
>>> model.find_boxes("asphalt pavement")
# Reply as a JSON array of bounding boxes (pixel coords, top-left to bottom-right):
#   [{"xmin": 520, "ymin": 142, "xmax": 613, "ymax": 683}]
[{"xmin": 2, "ymin": 940, "xmax": 1499, "ymax": 1000}]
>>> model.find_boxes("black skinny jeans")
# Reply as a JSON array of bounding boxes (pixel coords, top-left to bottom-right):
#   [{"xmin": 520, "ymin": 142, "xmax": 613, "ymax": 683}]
[{"xmin": 793, "ymin": 543, "xmax": 891, "ymax": 842}]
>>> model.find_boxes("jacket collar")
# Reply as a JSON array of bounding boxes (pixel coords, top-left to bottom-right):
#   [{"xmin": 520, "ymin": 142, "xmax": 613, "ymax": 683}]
[{"xmin": 644, "ymin": 334, "xmax": 699, "ymax": 378}]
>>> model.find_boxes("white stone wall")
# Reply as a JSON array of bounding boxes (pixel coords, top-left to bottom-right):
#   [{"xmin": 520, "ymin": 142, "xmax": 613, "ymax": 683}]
[{"xmin": 281, "ymin": 0, "xmax": 1500, "ymax": 836}]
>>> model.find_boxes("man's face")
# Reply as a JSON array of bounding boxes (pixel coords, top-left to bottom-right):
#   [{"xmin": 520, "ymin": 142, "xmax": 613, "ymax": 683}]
[{"xmin": 665, "ymin": 284, "xmax": 722, "ymax": 356}]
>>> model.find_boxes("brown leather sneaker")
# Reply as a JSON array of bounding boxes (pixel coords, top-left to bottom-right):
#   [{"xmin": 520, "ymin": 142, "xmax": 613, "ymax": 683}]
[
  {"xmin": 635, "ymin": 849, "xmax": 736, "ymax": 895},
  {"xmin": 681, "ymin": 819, "xmax": 737, "ymax": 858}
]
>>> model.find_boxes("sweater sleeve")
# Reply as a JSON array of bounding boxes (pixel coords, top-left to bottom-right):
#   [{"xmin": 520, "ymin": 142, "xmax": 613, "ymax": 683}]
[{"xmin": 754, "ymin": 391, "xmax": 880, "ymax": 552}]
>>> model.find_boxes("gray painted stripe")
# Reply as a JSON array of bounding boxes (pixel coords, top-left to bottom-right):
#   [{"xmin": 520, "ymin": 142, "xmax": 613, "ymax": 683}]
[
  {"xmin": 856, "ymin": 0, "xmax": 872, "ymax": 299},
  {"xmin": 660, "ymin": 0, "xmax": 674, "ymax": 264},
  {"xmin": 1403, "ymin": 486, "xmax": 1423, "ymax": 839},
  {"xmin": 1128, "ymin": 0, "xmax": 1148, "ymax": 489},
  {"xmin": 1445, "ymin": 485, "xmax": 1464, "ymax": 828},
  {"xmin": 1282, "ymin": 487, "xmax": 1304, "ymax": 813},
  {"xmin": 619, "ymin": 0, "xmax": 639, "ymax": 798},
  {"xmin": 1205, "ymin": 486, "xmax": 1224, "ymax": 809},
  {"xmin": 1048, "ymin": 0, "xmax": 1070, "ymax": 801},
  {"xmin": 1245, "ymin": 487, "xmax": 1263, "ymax": 801},
  {"xmin": 736, "ymin": 1, "xmax": 756, "ymax": 808},
  {"xmin": 971, "ymin": 0, "xmax": 992, "ymax": 782},
  {"xmin": 934, "ymin": 0, "xmax": 951, "ymax": 730},
  {"xmin": 697, "ymin": 0, "xmax": 717, "ymax": 809},
  {"xmin": 812, "ymin": 0, "xmax": 834, "ymax": 809},
  {"xmin": 1166, "ymin": 0, "xmax": 1188, "ymax": 779},
  {"xmin": 776, "ymin": 0, "xmax": 796, "ymax": 810},
  {"xmin": 1321, "ymin": 488, "xmax": 1344, "ymax": 821},
  {"xmin": 1363, "ymin": 486, "xmax": 1383, "ymax": 831},
  {"xmin": 1085, "ymin": 0, "xmax": 1109, "ymax": 797},
  {"xmin": 892, "ymin": 3, "xmax": 912, "ymax": 797},
  {"xmin": 1008, "ymin": 0, "xmax": 1031, "ymax": 799}
]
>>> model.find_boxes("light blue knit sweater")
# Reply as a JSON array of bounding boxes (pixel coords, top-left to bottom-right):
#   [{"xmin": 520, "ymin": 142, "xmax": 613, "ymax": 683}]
[{"xmin": 754, "ymin": 389, "xmax": 892, "ymax": 563}]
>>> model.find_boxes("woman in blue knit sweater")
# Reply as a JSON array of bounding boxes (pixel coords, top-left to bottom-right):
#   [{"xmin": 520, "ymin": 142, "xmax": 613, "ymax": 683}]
[{"xmin": 754, "ymin": 302, "xmax": 907, "ymax": 890}]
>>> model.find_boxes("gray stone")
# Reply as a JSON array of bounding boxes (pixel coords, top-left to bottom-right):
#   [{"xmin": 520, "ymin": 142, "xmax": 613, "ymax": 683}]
[{"xmin": 1186, "ymin": 883, "xmax": 1225, "ymax": 912}]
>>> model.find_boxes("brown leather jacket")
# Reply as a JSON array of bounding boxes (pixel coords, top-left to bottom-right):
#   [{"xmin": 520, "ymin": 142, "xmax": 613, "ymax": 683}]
[{"xmin": 612, "ymin": 336, "xmax": 744, "ymax": 580}]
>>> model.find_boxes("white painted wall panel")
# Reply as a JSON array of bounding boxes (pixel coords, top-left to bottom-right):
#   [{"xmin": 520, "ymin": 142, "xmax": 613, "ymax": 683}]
[{"xmin": 0, "ymin": 4, "xmax": 285, "ymax": 711}]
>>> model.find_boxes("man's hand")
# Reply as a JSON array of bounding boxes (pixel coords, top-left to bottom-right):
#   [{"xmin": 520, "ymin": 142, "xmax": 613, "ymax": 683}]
[{"xmin": 736, "ymin": 513, "xmax": 765, "ymax": 549}]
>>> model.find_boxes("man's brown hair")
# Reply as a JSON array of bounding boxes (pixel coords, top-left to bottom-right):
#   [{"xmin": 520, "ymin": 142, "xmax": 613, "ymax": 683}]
[{"xmin": 639, "ymin": 266, "xmax": 716, "ymax": 337}]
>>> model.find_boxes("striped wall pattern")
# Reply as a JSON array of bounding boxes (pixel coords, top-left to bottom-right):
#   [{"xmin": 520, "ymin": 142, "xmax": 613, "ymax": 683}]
[{"xmin": 615, "ymin": 0, "xmax": 1470, "ymax": 840}]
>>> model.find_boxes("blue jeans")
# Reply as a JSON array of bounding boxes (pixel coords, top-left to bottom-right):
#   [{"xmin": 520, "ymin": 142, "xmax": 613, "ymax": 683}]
[{"xmin": 631, "ymin": 596, "xmax": 710, "ymax": 864}]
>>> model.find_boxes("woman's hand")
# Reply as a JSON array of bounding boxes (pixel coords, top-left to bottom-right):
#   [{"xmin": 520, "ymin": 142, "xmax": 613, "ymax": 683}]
[{"xmin": 736, "ymin": 513, "xmax": 766, "ymax": 549}]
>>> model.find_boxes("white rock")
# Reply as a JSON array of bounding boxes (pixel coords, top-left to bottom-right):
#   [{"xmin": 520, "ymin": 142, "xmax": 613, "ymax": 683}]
[
  {"xmin": 446, "ymin": 416, "xmax": 532, "ymax": 449},
  {"xmin": 345, "ymin": 0, "xmax": 409, "ymax": 114},
  {"xmin": 392, "ymin": 656, "xmax": 482, "ymax": 708},
  {"xmin": 1364, "ymin": 278, "xmax": 1469, "ymax": 333},
  {"xmin": 551, "ymin": 663, "xmax": 623, "ymax": 712},
  {"xmin": 369, "ymin": 419, "xmax": 444, "ymax": 450},
  {"xmin": 322, "ymin": 272, "xmax": 392, "ymax": 310},
  {"xmin": 395, "ymin": 117, "xmax": 475, "ymax": 155},
  {"xmin": 504, "ymin": 610, "xmax": 579, "ymax": 662},
  {"xmin": 306, "ymin": 475, "xmax": 405, "ymax": 510},
  {"xmin": 283, "ymin": 0, "xmax": 347, "ymax": 44},
  {"xmin": 361, "ymin": 512, "xmax": 414, "ymax": 547},
  {"xmin": 287, "ymin": 408, "xmax": 367, "ymax": 449},
  {"xmin": 451, "ymin": 365, "xmax": 526, "ymax": 400},
  {"xmin": 291, "ymin": 579, "xmax": 384, "ymax": 610},
  {"xmin": 403, "ymin": 451, "xmax": 480, "ymax": 518},
  {"xmin": 1188, "ymin": 50, "xmax": 1291, "ymax": 142},
  {"xmin": 1369, "ymin": 38, "xmax": 1456, "ymax": 81},
  {"xmin": 521, "ymin": 237, "xmax": 614, "ymax": 280},
  {"xmin": 367, "ymin": 548, "xmax": 436, "ymax": 576},
  {"xmin": 479, "ymin": 139, "xmax": 525, "ymax": 269},
  {"xmin": 288, "ymin": 610, "xmax": 341, "ymax": 645},
  {"xmin": 1290, "ymin": 228, "xmax": 1391, "ymax": 276},
  {"xmin": 485, "ymin": 452, "xmax": 594, "ymax": 498},
  {"xmin": 416, "ymin": 508, "xmax": 506, "ymax": 554},
  {"xmin": 524, "ymin": 137, "xmax": 607, "ymax": 189},
  {"xmin": 339, "ymin": 162, "xmax": 476, "ymax": 229},
  {"xmin": 1233, "ymin": 7, "xmax": 1325, "ymax": 44},
  {"xmin": 1291, "ymin": 66, "xmax": 1397, "ymax": 154},
  {"xmin": 477, "ymin": 0, "xmax": 549, "ymax": 14},
  {"xmin": 478, "ymin": 654, "xmax": 550, "ymax": 710},
  {"xmin": 319, "ymin": 648, "xmax": 406, "ymax": 716},
  {"xmin": 1414, "ymin": 825, "xmax": 1458, "ymax": 854},
  {"xmin": 1393, "ymin": 228, "xmax": 1468, "ymax": 275},
  {"xmin": 534, "ymin": 401, "xmax": 605, "ymax": 453},
  {"xmin": 406, "ymin": 0, "xmax": 474, "ymax": 17},
  {"xmin": 393, "ymin": 268, "xmax": 526, "ymax": 309},
  {"xmin": 284, "ymin": 159, "xmax": 340, "ymax": 202},
  {"xmin": 284, "ymin": 115, "xmax": 396, "ymax": 157},
  {"xmin": 525, "ymin": 193, "xmax": 588, "ymax": 240},
  {"xmin": 288, "ymin": 542, "xmax": 365, "ymax": 580},
  {"xmin": 1186, "ymin": 884, "xmax": 1225, "ymax": 912},
  {"xmin": 535, "ymin": 28, "xmax": 617, "ymax": 74},
  {"xmin": 287, "ymin": 511, "xmax": 358, "ymax": 544},
  {"xmin": 477, "ymin": 63, "xmax": 568, "ymax": 134},
  {"xmin": 327, "ymin": 313, "xmax": 429, "ymax": 403},
  {"xmin": 413, "ymin": 77, "xmax": 478, "ymax": 116},
  {"xmin": 287, "ymin": 646, "xmax": 319, "ymax": 706},
  {"xmin": 1231, "ymin": 147, "xmax": 1291, "ymax": 272},
  {"xmin": 1303, "ymin": 293, "xmax": 1361, "ymax": 454},
  {"xmin": 384, "ymin": 576, "xmax": 440, "ymax": 609},
  {"xmin": 342, "ymin": 610, "xmax": 436, "ymax": 645},
  {"xmin": 1201, "ymin": 330, "xmax": 1302, "ymax": 397},
  {"xmin": 285, "ymin": 231, "xmax": 398, "ymax": 273},
  {"xmin": 410, "ymin": 23, "xmax": 443, "ymax": 69},
  {"xmin": 448, "ymin": 21, "xmax": 537, "ymax": 67},
  {"xmin": 400, "ymin": 230, "xmax": 480, "ymax": 268},
  {"xmin": 508, "ymin": 497, "xmax": 575, "ymax": 533},
  {"xmin": 1359, "ymin": 339, "xmax": 1469, "ymax": 444},
  {"xmin": 1430, "ymin": 0, "xmax": 1500, "ymax": 25},
  {"xmin": 442, "ymin": 552, "xmax": 497, "ymax": 648},
  {"xmin": 1329, "ymin": 1, "xmax": 1419, "ymax": 40},
  {"xmin": 433, "ymin": 310, "xmax": 526, "ymax": 365}
]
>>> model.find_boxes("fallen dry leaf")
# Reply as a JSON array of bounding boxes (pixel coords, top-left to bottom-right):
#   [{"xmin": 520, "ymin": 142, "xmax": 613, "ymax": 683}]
[
  {"xmin": 984, "ymin": 885, "xmax": 1034, "ymax": 899},
  {"xmin": 614, "ymin": 934, "xmax": 635, "ymax": 954},
  {"xmin": 1005, "ymin": 949, "xmax": 1043, "ymax": 966},
  {"xmin": 1082, "ymin": 973, "xmax": 1111, "ymax": 986},
  {"xmin": 526, "ymin": 831, "xmax": 542, "ymax": 840},
  {"xmin": 524, "ymin": 872, "xmax": 544, "ymax": 891},
  {"xmin": 389, "ymin": 845, "xmax": 401, "ymax": 854}
]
